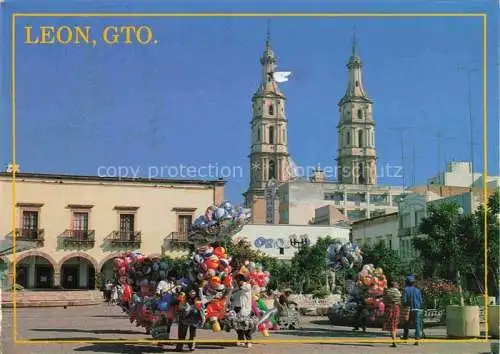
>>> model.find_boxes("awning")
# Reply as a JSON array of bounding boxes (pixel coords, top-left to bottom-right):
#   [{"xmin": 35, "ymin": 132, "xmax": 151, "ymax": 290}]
[{"xmin": 0, "ymin": 239, "xmax": 37, "ymax": 257}]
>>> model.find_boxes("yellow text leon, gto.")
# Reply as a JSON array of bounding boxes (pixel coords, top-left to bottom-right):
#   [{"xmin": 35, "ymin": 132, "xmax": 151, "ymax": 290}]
[{"xmin": 24, "ymin": 25, "xmax": 158, "ymax": 45}]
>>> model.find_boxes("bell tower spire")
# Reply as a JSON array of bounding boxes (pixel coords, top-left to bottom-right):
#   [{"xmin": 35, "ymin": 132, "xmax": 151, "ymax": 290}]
[
  {"xmin": 351, "ymin": 25, "xmax": 358, "ymax": 57},
  {"xmin": 336, "ymin": 32, "xmax": 377, "ymax": 185},
  {"xmin": 244, "ymin": 26, "xmax": 291, "ymax": 223}
]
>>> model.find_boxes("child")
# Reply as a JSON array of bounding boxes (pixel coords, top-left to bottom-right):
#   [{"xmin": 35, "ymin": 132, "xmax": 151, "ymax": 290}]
[
  {"xmin": 230, "ymin": 274, "xmax": 254, "ymax": 348},
  {"xmin": 383, "ymin": 281, "xmax": 402, "ymax": 348},
  {"xmin": 111, "ymin": 284, "xmax": 119, "ymax": 305}
]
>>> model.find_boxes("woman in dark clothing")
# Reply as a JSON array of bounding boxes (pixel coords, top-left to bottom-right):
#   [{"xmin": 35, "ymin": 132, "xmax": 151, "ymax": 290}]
[
  {"xmin": 351, "ymin": 289, "xmax": 367, "ymax": 332},
  {"xmin": 176, "ymin": 286, "xmax": 204, "ymax": 352}
]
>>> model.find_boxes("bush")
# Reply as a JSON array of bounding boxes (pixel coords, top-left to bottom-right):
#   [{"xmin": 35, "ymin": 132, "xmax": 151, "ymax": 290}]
[
  {"xmin": 419, "ymin": 278, "xmax": 459, "ymax": 309},
  {"xmin": 312, "ymin": 288, "xmax": 331, "ymax": 299}
]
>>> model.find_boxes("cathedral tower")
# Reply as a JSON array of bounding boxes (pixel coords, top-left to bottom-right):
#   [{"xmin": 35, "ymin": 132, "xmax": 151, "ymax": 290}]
[
  {"xmin": 244, "ymin": 32, "xmax": 290, "ymax": 223},
  {"xmin": 336, "ymin": 34, "xmax": 377, "ymax": 185}
]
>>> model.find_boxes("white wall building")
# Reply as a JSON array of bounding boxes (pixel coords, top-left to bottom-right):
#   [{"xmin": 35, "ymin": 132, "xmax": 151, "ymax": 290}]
[
  {"xmin": 351, "ymin": 212, "xmax": 399, "ymax": 251},
  {"xmin": 278, "ymin": 180, "xmax": 405, "ymax": 225},
  {"xmin": 233, "ymin": 224, "xmax": 350, "ymax": 260},
  {"xmin": 428, "ymin": 161, "xmax": 499, "ymax": 188},
  {"xmin": 397, "ymin": 192, "xmax": 442, "ymax": 261}
]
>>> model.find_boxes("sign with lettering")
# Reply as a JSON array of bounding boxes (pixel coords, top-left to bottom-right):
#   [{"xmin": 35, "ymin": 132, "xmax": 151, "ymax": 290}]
[
  {"xmin": 254, "ymin": 237, "xmax": 291, "ymax": 249},
  {"xmin": 265, "ymin": 179, "xmax": 277, "ymax": 224}
]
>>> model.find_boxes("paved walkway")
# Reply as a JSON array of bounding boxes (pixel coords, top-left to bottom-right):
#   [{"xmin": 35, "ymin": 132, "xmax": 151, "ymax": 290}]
[{"xmin": 1, "ymin": 304, "xmax": 494, "ymax": 353}]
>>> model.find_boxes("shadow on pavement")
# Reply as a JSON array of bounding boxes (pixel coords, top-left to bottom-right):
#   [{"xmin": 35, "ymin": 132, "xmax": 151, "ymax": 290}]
[
  {"xmin": 90, "ymin": 315, "xmax": 129, "ymax": 319},
  {"xmin": 30, "ymin": 328, "xmax": 146, "ymax": 335},
  {"xmin": 73, "ymin": 343, "xmax": 226, "ymax": 353},
  {"xmin": 275, "ymin": 327, "xmax": 381, "ymax": 338},
  {"xmin": 23, "ymin": 337, "xmax": 102, "ymax": 341}
]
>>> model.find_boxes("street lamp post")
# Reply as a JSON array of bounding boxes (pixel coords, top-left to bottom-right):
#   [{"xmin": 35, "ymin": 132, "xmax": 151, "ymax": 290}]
[
  {"xmin": 289, "ymin": 234, "xmax": 311, "ymax": 249},
  {"xmin": 457, "ymin": 207, "xmax": 465, "ymax": 306},
  {"xmin": 289, "ymin": 234, "xmax": 311, "ymax": 294}
]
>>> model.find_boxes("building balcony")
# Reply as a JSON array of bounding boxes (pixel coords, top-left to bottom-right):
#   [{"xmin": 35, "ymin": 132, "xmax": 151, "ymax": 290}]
[
  {"xmin": 61, "ymin": 229, "xmax": 95, "ymax": 248},
  {"xmin": 165, "ymin": 231, "xmax": 190, "ymax": 248},
  {"xmin": 108, "ymin": 231, "xmax": 142, "ymax": 248},
  {"xmin": 6, "ymin": 228, "xmax": 45, "ymax": 246}
]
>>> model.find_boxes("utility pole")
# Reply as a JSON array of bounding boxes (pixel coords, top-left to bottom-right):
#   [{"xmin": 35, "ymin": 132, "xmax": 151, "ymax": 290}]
[
  {"xmin": 412, "ymin": 141, "xmax": 416, "ymax": 186},
  {"xmin": 457, "ymin": 65, "xmax": 477, "ymax": 191}
]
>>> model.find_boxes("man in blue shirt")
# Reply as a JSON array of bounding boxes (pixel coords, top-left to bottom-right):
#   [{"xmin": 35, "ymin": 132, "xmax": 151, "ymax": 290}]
[{"xmin": 402, "ymin": 275, "xmax": 424, "ymax": 345}]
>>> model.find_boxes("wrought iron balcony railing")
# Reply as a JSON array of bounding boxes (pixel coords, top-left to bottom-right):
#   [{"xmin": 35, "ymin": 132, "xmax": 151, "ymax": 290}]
[
  {"xmin": 109, "ymin": 230, "xmax": 142, "ymax": 248},
  {"xmin": 61, "ymin": 229, "xmax": 95, "ymax": 248},
  {"xmin": 6, "ymin": 228, "xmax": 45, "ymax": 246},
  {"xmin": 165, "ymin": 231, "xmax": 189, "ymax": 247}
]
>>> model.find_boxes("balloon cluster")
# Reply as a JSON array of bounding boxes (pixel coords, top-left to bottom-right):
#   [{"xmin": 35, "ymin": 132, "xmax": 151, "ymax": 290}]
[
  {"xmin": 332, "ymin": 265, "xmax": 387, "ymax": 322},
  {"xmin": 252, "ymin": 291, "xmax": 278, "ymax": 336},
  {"xmin": 358, "ymin": 264, "xmax": 387, "ymax": 320},
  {"xmin": 332, "ymin": 301, "xmax": 359, "ymax": 318},
  {"xmin": 187, "ymin": 245, "xmax": 233, "ymax": 332},
  {"xmin": 238, "ymin": 261, "xmax": 271, "ymax": 290},
  {"xmin": 327, "ymin": 241, "xmax": 363, "ymax": 272},
  {"xmin": 189, "ymin": 201, "xmax": 251, "ymax": 244},
  {"xmin": 113, "ymin": 251, "xmax": 188, "ymax": 335}
]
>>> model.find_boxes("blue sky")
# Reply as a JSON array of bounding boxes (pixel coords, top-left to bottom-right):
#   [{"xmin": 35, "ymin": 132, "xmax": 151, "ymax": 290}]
[{"xmin": 1, "ymin": 0, "xmax": 498, "ymax": 203}]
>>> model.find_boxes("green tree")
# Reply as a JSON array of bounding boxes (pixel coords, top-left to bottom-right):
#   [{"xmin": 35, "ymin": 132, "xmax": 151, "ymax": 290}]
[
  {"xmin": 290, "ymin": 236, "xmax": 337, "ymax": 293},
  {"xmin": 221, "ymin": 238, "xmax": 269, "ymax": 272},
  {"xmin": 414, "ymin": 202, "xmax": 469, "ymax": 305},
  {"xmin": 361, "ymin": 241, "xmax": 405, "ymax": 284},
  {"xmin": 471, "ymin": 191, "xmax": 499, "ymax": 297}
]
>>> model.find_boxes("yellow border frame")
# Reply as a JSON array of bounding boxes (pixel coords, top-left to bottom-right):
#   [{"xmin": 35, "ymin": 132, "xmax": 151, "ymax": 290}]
[{"xmin": 10, "ymin": 12, "xmax": 489, "ymax": 346}]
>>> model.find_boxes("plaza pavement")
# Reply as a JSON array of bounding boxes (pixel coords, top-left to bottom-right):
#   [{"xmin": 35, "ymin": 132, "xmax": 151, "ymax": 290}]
[{"xmin": 1, "ymin": 304, "xmax": 494, "ymax": 353}]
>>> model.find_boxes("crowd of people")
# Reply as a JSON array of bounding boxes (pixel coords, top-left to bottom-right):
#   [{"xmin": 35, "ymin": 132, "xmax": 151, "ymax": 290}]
[
  {"xmin": 102, "ymin": 271, "xmax": 301, "ymax": 351},
  {"xmin": 102, "ymin": 268, "xmax": 424, "ymax": 350}
]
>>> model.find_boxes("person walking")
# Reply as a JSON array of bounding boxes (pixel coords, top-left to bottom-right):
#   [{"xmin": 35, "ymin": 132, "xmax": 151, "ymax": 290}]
[
  {"xmin": 351, "ymin": 287, "xmax": 367, "ymax": 333},
  {"xmin": 111, "ymin": 283, "xmax": 119, "ymax": 305},
  {"xmin": 104, "ymin": 280, "xmax": 113, "ymax": 304},
  {"xmin": 230, "ymin": 274, "xmax": 254, "ymax": 348},
  {"xmin": 383, "ymin": 281, "xmax": 402, "ymax": 348},
  {"xmin": 401, "ymin": 275, "xmax": 424, "ymax": 346},
  {"xmin": 155, "ymin": 271, "xmax": 178, "ymax": 350},
  {"xmin": 176, "ymin": 287, "xmax": 204, "ymax": 352}
]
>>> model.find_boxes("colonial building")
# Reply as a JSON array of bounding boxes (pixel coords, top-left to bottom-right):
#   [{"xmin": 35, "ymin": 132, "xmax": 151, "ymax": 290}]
[
  {"xmin": 243, "ymin": 33, "xmax": 292, "ymax": 224},
  {"xmin": 0, "ymin": 172, "xmax": 224, "ymax": 289}
]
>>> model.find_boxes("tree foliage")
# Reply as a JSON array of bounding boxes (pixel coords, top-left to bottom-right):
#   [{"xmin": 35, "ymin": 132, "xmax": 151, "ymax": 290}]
[
  {"xmin": 413, "ymin": 191, "xmax": 500, "ymax": 297},
  {"xmin": 361, "ymin": 241, "xmax": 405, "ymax": 284}
]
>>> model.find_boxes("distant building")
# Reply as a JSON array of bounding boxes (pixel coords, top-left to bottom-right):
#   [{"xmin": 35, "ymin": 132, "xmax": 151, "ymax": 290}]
[
  {"xmin": 310, "ymin": 205, "xmax": 351, "ymax": 226},
  {"xmin": 351, "ymin": 212, "xmax": 399, "ymax": 251},
  {"xmin": 398, "ymin": 187, "xmax": 496, "ymax": 261},
  {"xmin": 278, "ymin": 180, "xmax": 405, "ymax": 225},
  {"xmin": 427, "ymin": 161, "xmax": 500, "ymax": 188},
  {"xmin": 233, "ymin": 223, "xmax": 350, "ymax": 260}
]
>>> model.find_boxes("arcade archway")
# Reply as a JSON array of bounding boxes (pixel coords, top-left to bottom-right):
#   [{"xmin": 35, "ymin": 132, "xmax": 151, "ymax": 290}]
[
  {"xmin": 60, "ymin": 256, "xmax": 97, "ymax": 290},
  {"xmin": 16, "ymin": 255, "xmax": 55, "ymax": 289}
]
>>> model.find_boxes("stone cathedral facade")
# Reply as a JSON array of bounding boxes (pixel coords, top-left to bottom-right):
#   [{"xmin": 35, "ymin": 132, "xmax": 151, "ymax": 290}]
[{"xmin": 245, "ymin": 35, "xmax": 405, "ymax": 225}]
